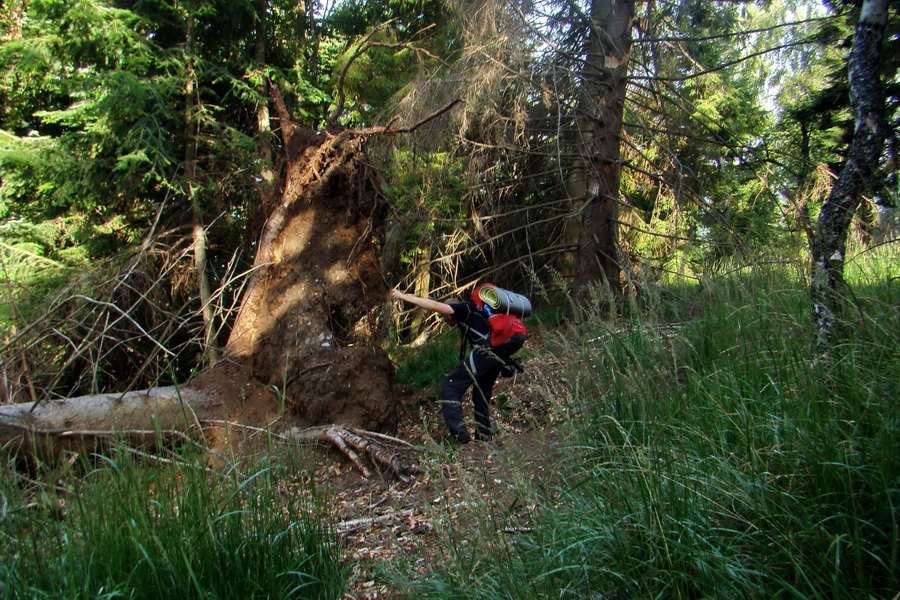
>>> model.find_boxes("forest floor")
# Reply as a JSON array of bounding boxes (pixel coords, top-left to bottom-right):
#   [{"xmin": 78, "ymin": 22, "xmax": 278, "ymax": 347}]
[{"xmin": 305, "ymin": 341, "xmax": 571, "ymax": 599}]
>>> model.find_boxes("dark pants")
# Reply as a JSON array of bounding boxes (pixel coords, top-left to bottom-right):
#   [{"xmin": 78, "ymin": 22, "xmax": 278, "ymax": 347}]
[{"xmin": 441, "ymin": 346, "xmax": 506, "ymax": 442}]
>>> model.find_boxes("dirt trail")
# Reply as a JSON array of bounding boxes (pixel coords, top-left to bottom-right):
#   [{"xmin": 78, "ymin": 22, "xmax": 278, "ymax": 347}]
[{"xmin": 308, "ymin": 350, "xmax": 569, "ymax": 599}]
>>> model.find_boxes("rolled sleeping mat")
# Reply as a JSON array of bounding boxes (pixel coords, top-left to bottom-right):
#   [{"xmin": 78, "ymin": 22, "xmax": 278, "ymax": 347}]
[{"xmin": 478, "ymin": 285, "xmax": 532, "ymax": 318}]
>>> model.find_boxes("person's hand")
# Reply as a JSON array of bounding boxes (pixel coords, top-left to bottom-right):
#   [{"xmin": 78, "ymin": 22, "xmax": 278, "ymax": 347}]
[{"xmin": 390, "ymin": 289, "xmax": 406, "ymax": 301}]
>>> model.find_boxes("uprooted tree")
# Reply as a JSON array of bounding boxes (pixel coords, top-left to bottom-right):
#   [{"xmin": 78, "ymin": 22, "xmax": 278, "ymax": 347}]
[{"xmin": 0, "ymin": 90, "xmax": 459, "ymax": 478}]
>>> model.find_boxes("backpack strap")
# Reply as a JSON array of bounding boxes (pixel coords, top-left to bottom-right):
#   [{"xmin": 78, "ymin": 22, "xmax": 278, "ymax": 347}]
[
  {"xmin": 458, "ymin": 328, "xmax": 468, "ymax": 360},
  {"xmin": 456, "ymin": 309, "xmax": 490, "ymax": 359},
  {"xmin": 457, "ymin": 320, "xmax": 489, "ymax": 359}
]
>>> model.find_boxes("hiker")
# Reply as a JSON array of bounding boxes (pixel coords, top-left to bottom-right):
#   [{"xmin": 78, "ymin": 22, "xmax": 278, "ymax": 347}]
[{"xmin": 391, "ymin": 286, "xmax": 526, "ymax": 444}]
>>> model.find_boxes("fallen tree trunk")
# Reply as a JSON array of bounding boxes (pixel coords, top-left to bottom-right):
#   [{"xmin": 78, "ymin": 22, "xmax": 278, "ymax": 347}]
[
  {"xmin": 0, "ymin": 386, "xmax": 219, "ymax": 461},
  {"xmin": 0, "ymin": 389, "xmax": 419, "ymax": 479}
]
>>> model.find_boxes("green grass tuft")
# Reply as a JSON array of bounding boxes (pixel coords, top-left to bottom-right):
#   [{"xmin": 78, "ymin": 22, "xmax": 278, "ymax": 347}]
[{"xmin": 0, "ymin": 450, "xmax": 345, "ymax": 599}]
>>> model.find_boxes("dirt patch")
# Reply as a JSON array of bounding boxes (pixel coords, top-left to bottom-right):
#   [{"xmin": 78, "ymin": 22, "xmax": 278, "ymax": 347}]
[{"xmin": 330, "ymin": 430, "xmax": 563, "ymax": 599}]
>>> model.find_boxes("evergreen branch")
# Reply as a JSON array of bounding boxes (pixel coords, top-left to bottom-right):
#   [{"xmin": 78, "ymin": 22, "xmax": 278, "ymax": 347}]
[
  {"xmin": 633, "ymin": 16, "xmax": 839, "ymax": 44},
  {"xmin": 327, "ymin": 22, "xmax": 443, "ymax": 127},
  {"xmin": 0, "ymin": 242, "xmax": 67, "ymax": 268},
  {"xmin": 632, "ymin": 39, "xmax": 823, "ymax": 82}
]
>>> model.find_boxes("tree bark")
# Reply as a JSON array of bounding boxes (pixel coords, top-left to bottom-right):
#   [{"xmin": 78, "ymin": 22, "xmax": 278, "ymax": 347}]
[
  {"xmin": 0, "ymin": 386, "xmax": 219, "ymax": 461},
  {"xmin": 810, "ymin": 0, "xmax": 888, "ymax": 359},
  {"xmin": 573, "ymin": 0, "xmax": 634, "ymax": 307}
]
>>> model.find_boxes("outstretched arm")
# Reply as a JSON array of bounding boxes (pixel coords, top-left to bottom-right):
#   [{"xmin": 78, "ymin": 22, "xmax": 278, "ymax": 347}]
[{"xmin": 390, "ymin": 289, "xmax": 455, "ymax": 315}]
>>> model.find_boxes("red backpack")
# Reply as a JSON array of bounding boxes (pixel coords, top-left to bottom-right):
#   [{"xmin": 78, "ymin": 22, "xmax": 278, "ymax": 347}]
[{"xmin": 472, "ymin": 283, "xmax": 528, "ymax": 352}]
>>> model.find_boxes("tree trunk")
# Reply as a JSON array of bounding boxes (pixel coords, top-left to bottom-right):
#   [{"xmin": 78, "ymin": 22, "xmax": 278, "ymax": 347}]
[
  {"xmin": 573, "ymin": 0, "xmax": 634, "ymax": 308},
  {"xmin": 0, "ymin": 387, "xmax": 218, "ymax": 461},
  {"xmin": 810, "ymin": 0, "xmax": 888, "ymax": 360},
  {"xmin": 409, "ymin": 244, "xmax": 433, "ymax": 339},
  {"xmin": 184, "ymin": 13, "xmax": 220, "ymax": 367},
  {"xmin": 253, "ymin": 0, "xmax": 278, "ymax": 214}
]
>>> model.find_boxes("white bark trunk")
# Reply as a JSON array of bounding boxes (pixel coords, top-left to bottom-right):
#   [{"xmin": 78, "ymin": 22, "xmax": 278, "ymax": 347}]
[
  {"xmin": 0, "ymin": 386, "xmax": 220, "ymax": 459},
  {"xmin": 810, "ymin": 0, "xmax": 888, "ymax": 359}
]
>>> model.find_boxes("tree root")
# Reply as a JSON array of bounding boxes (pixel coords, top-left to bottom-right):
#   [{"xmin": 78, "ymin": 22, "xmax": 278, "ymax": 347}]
[
  {"xmin": 199, "ymin": 420, "xmax": 420, "ymax": 481},
  {"xmin": 284, "ymin": 425, "xmax": 419, "ymax": 482}
]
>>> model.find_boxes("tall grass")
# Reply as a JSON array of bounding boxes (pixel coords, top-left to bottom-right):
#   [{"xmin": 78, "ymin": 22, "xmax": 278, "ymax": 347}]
[
  {"xmin": 396, "ymin": 254, "xmax": 899, "ymax": 599},
  {"xmin": 391, "ymin": 328, "xmax": 461, "ymax": 394},
  {"xmin": 0, "ymin": 448, "xmax": 344, "ymax": 599}
]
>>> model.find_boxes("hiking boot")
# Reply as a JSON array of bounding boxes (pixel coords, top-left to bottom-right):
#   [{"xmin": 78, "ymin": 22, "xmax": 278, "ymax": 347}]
[{"xmin": 440, "ymin": 432, "xmax": 471, "ymax": 446}]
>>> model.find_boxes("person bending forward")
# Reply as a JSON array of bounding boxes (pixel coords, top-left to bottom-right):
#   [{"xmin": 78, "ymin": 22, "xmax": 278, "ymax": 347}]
[{"xmin": 391, "ymin": 288, "xmax": 513, "ymax": 443}]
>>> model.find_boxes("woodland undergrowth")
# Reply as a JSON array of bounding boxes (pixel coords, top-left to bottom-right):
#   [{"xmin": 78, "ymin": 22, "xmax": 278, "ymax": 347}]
[
  {"xmin": 1, "ymin": 247, "xmax": 898, "ymax": 599},
  {"xmin": 390, "ymin": 246, "xmax": 900, "ymax": 600}
]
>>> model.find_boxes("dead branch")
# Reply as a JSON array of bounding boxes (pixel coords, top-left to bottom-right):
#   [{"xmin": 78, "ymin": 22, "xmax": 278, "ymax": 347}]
[
  {"xmin": 335, "ymin": 501, "xmax": 470, "ymax": 534},
  {"xmin": 71, "ymin": 295, "xmax": 174, "ymax": 357},
  {"xmin": 1, "ymin": 405, "xmax": 420, "ymax": 482},
  {"xmin": 356, "ymin": 98, "xmax": 463, "ymax": 137},
  {"xmin": 325, "ymin": 426, "xmax": 373, "ymax": 477},
  {"xmin": 336, "ymin": 508, "xmax": 415, "ymax": 534}
]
